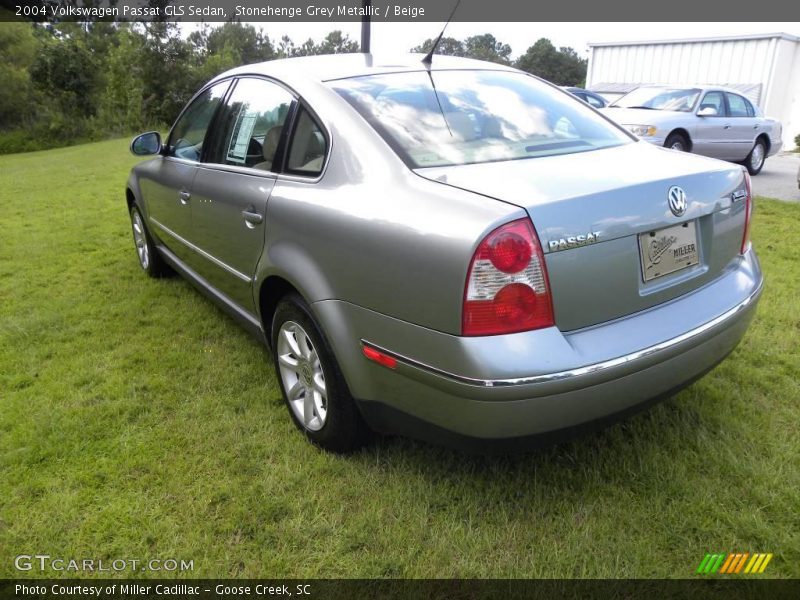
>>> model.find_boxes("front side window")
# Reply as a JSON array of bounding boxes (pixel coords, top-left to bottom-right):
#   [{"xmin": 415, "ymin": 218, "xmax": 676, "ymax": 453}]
[
  {"xmin": 699, "ymin": 91, "xmax": 726, "ymax": 116},
  {"xmin": 610, "ymin": 87, "xmax": 701, "ymax": 112},
  {"xmin": 168, "ymin": 81, "xmax": 230, "ymax": 161},
  {"xmin": 331, "ymin": 70, "xmax": 630, "ymax": 169},
  {"xmin": 727, "ymin": 93, "xmax": 751, "ymax": 118},
  {"xmin": 213, "ymin": 78, "xmax": 294, "ymax": 171}
]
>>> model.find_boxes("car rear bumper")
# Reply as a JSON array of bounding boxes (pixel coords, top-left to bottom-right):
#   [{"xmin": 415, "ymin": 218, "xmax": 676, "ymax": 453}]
[
  {"xmin": 313, "ymin": 249, "xmax": 763, "ymax": 448},
  {"xmin": 767, "ymin": 138, "xmax": 783, "ymax": 157}
]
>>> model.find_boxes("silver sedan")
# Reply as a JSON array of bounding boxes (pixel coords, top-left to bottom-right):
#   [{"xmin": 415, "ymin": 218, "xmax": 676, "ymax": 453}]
[
  {"xmin": 127, "ymin": 55, "xmax": 763, "ymax": 452},
  {"xmin": 602, "ymin": 85, "xmax": 782, "ymax": 175}
]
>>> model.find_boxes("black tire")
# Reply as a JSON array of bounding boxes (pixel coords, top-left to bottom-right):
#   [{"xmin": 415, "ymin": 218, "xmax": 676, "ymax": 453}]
[
  {"xmin": 129, "ymin": 204, "xmax": 171, "ymax": 278},
  {"xmin": 664, "ymin": 132, "xmax": 690, "ymax": 152},
  {"xmin": 271, "ymin": 294, "xmax": 369, "ymax": 452},
  {"xmin": 744, "ymin": 139, "xmax": 767, "ymax": 176}
]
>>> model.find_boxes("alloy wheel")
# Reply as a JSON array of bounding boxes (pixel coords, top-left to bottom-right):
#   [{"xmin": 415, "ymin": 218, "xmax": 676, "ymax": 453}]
[
  {"xmin": 131, "ymin": 210, "xmax": 150, "ymax": 270},
  {"xmin": 277, "ymin": 320, "xmax": 328, "ymax": 431},
  {"xmin": 751, "ymin": 143, "xmax": 765, "ymax": 172}
]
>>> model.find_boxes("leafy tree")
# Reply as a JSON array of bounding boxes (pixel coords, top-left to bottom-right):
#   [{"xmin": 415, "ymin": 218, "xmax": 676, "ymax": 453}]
[
  {"xmin": 138, "ymin": 22, "xmax": 197, "ymax": 125},
  {"xmin": 289, "ymin": 38, "xmax": 318, "ymax": 58},
  {"xmin": 315, "ymin": 30, "xmax": 359, "ymax": 54},
  {"xmin": 204, "ymin": 22, "xmax": 276, "ymax": 64},
  {"xmin": 514, "ymin": 38, "xmax": 588, "ymax": 86},
  {"xmin": 95, "ymin": 26, "xmax": 146, "ymax": 134},
  {"xmin": 0, "ymin": 22, "xmax": 410, "ymax": 153},
  {"xmin": 31, "ymin": 29, "xmax": 102, "ymax": 120},
  {"xmin": 411, "ymin": 34, "xmax": 512, "ymax": 64},
  {"xmin": 0, "ymin": 21, "xmax": 38, "ymax": 129},
  {"xmin": 463, "ymin": 34, "xmax": 511, "ymax": 65},
  {"xmin": 410, "ymin": 36, "xmax": 466, "ymax": 57},
  {"xmin": 282, "ymin": 30, "xmax": 360, "ymax": 57},
  {"xmin": 276, "ymin": 35, "xmax": 296, "ymax": 59}
]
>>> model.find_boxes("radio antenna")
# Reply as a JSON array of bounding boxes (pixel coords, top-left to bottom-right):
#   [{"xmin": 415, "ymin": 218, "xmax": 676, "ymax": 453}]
[
  {"xmin": 422, "ymin": 0, "xmax": 462, "ymax": 66},
  {"xmin": 361, "ymin": 0, "xmax": 372, "ymax": 53}
]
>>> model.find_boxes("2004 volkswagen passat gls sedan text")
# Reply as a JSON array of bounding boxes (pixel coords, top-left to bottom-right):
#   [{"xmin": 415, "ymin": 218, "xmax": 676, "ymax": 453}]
[{"xmin": 126, "ymin": 54, "xmax": 763, "ymax": 452}]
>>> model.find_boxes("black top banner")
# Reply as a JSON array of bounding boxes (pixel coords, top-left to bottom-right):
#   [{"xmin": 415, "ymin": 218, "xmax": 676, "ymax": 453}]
[{"xmin": 2, "ymin": 0, "xmax": 799, "ymax": 22}]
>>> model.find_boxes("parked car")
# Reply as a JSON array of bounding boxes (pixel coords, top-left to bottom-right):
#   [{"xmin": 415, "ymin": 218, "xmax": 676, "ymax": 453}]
[
  {"xmin": 602, "ymin": 85, "xmax": 782, "ymax": 175},
  {"xmin": 127, "ymin": 54, "xmax": 763, "ymax": 452},
  {"xmin": 563, "ymin": 86, "xmax": 608, "ymax": 109}
]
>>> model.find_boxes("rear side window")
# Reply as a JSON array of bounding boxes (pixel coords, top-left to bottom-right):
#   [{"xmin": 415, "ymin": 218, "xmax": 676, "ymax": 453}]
[
  {"xmin": 286, "ymin": 107, "xmax": 327, "ymax": 176},
  {"xmin": 168, "ymin": 81, "xmax": 230, "ymax": 161},
  {"xmin": 585, "ymin": 94, "xmax": 605, "ymax": 109},
  {"xmin": 213, "ymin": 78, "xmax": 294, "ymax": 171},
  {"xmin": 727, "ymin": 93, "xmax": 751, "ymax": 118}
]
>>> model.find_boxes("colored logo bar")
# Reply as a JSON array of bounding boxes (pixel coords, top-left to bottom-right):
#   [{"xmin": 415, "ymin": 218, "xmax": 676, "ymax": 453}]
[{"xmin": 696, "ymin": 553, "xmax": 773, "ymax": 574}]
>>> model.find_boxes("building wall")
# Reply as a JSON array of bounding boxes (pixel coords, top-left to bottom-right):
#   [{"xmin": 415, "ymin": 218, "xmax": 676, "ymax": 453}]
[
  {"xmin": 767, "ymin": 38, "xmax": 800, "ymax": 151},
  {"xmin": 586, "ymin": 35, "xmax": 799, "ymax": 150}
]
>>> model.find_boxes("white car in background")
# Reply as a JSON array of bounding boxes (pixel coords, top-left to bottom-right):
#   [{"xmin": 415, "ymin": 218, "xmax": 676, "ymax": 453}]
[{"xmin": 602, "ymin": 85, "xmax": 783, "ymax": 175}]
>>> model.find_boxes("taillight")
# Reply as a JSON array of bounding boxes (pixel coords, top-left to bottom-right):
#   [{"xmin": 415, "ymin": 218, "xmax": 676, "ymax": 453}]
[
  {"xmin": 740, "ymin": 169, "xmax": 752, "ymax": 254},
  {"xmin": 462, "ymin": 218, "xmax": 554, "ymax": 336}
]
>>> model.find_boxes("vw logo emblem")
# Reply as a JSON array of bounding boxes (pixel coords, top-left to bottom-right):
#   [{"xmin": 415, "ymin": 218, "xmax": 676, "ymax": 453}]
[{"xmin": 668, "ymin": 186, "xmax": 687, "ymax": 217}]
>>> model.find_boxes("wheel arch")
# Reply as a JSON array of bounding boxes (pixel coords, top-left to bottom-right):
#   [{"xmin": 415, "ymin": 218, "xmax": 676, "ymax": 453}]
[
  {"xmin": 258, "ymin": 275, "xmax": 300, "ymax": 345},
  {"xmin": 125, "ymin": 171, "xmax": 144, "ymax": 214},
  {"xmin": 666, "ymin": 128, "xmax": 692, "ymax": 151},
  {"xmin": 255, "ymin": 239, "xmax": 339, "ymax": 342},
  {"xmin": 125, "ymin": 188, "xmax": 136, "ymax": 212},
  {"xmin": 755, "ymin": 132, "xmax": 770, "ymax": 153}
]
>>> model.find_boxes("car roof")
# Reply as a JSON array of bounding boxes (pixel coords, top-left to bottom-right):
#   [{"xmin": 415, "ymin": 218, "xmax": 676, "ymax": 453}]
[
  {"xmin": 212, "ymin": 53, "xmax": 517, "ymax": 87},
  {"xmin": 634, "ymin": 84, "xmax": 748, "ymax": 95}
]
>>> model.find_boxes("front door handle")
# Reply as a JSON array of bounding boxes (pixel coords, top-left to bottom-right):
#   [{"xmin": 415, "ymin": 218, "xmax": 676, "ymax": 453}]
[
  {"xmin": 179, "ymin": 190, "xmax": 191, "ymax": 205},
  {"xmin": 242, "ymin": 209, "xmax": 263, "ymax": 225},
  {"xmin": 723, "ymin": 124, "xmax": 732, "ymax": 129}
]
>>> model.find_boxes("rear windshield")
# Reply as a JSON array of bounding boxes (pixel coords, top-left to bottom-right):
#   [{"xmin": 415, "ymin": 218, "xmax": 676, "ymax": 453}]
[{"xmin": 330, "ymin": 70, "xmax": 631, "ymax": 169}]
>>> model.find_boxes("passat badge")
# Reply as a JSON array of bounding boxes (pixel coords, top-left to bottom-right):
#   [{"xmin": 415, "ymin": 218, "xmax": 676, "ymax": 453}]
[{"xmin": 548, "ymin": 232, "xmax": 600, "ymax": 252}]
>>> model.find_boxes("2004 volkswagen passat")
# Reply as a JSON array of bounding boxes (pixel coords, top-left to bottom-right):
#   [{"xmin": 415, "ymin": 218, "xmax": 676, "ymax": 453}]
[{"xmin": 127, "ymin": 54, "xmax": 763, "ymax": 452}]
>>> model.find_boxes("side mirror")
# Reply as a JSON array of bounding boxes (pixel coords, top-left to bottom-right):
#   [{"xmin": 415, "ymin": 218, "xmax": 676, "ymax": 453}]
[
  {"xmin": 130, "ymin": 131, "xmax": 162, "ymax": 156},
  {"xmin": 697, "ymin": 107, "xmax": 718, "ymax": 117}
]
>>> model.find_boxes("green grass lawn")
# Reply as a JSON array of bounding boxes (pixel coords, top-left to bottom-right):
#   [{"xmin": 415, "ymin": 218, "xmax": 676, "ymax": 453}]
[{"xmin": 1, "ymin": 138, "xmax": 798, "ymax": 579}]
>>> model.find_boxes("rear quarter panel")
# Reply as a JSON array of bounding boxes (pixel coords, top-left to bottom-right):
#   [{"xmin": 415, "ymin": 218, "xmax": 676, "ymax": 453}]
[{"xmin": 255, "ymin": 84, "xmax": 521, "ymax": 335}]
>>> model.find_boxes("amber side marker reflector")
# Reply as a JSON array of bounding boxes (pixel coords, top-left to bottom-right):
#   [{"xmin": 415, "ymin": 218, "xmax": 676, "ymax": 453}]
[{"xmin": 362, "ymin": 345, "xmax": 397, "ymax": 369}]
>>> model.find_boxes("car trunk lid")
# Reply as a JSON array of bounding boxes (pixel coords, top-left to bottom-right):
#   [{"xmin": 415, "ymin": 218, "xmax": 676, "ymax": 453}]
[{"xmin": 416, "ymin": 142, "xmax": 748, "ymax": 331}]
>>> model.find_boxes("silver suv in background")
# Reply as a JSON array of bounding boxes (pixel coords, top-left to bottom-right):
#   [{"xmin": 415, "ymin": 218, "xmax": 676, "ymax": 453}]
[{"xmin": 127, "ymin": 55, "xmax": 763, "ymax": 452}]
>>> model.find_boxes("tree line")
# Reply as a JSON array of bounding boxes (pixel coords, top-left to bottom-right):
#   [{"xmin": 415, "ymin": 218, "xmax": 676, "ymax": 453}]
[{"xmin": 0, "ymin": 19, "xmax": 587, "ymax": 154}]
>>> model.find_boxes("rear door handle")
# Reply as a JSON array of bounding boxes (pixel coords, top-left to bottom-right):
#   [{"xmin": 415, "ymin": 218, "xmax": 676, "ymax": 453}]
[
  {"xmin": 242, "ymin": 209, "xmax": 263, "ymax": 225},
  {"xmin": 753, "ymin": 125, "xmax": 760, "ymax": 129},
  {"xmin": 723, "ymin": 124, "xmax": 732, "ymax": 129},
  {"xmin": 179, "ymin": 190, "xmax": 191, "ymax": 204}
]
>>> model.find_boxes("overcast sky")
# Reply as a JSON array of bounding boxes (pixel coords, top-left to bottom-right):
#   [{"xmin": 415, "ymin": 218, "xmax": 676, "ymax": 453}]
[{"xmin": 224, "ymin": 21, "xmax": 800, "ymax": 58}]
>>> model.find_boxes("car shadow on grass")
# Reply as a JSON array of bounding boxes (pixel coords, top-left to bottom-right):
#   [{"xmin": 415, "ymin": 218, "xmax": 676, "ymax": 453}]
[
  {"xmin": 153, "ymin": 272, "xmax": 737, "ymax": 506},
  {"xmin": 357, "ymin": 387, "xmax": 717, "ymax": 497}
]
